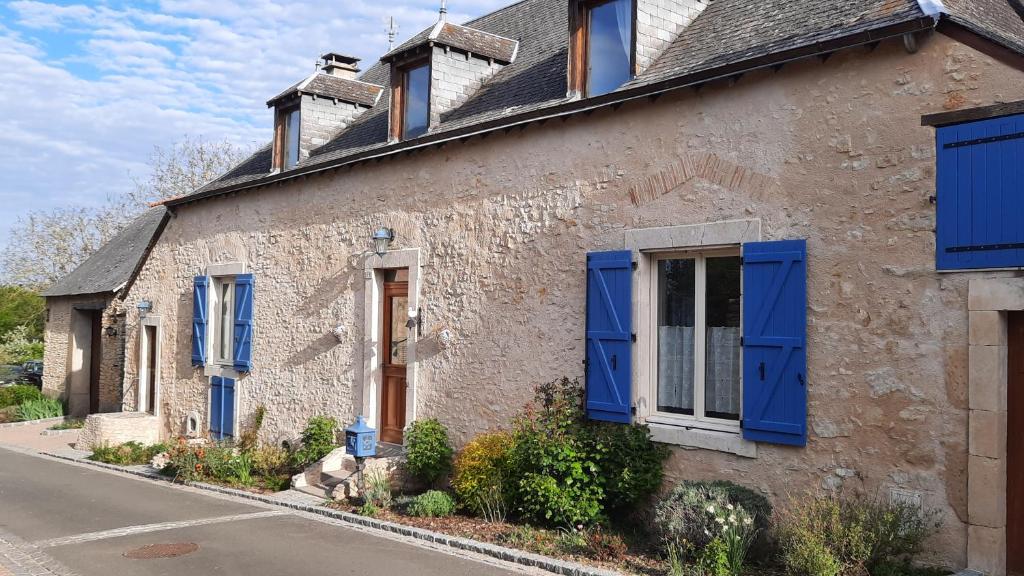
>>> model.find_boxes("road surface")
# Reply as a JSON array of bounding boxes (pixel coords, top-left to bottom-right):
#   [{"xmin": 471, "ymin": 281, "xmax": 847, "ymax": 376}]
[{"xmin": 0, "ymin": 447, "xmax": 527, "ymax": 576}]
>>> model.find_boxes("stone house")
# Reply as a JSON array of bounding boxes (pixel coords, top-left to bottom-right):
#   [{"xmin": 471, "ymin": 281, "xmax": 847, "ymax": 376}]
[
  {"xmin": 105, "ymin": 0, "xmax": 1024, "ymax": 572},
  {"xmin": 41, "ymin": 207, "xmax": 168, "ymax": 417}
]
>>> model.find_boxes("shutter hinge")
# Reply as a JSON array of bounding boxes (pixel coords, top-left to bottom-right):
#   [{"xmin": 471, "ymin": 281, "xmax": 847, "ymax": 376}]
[
  {"xmin": 631, "ymin": 406, "xmax": 637, "ymax": 416},
  {"xmin": 740, "ymin": 419, "xmax": 744, "ymax": 428},
  {"xmin": 631, "ymin": 332, "xmax": 637, "ymax": 343},
  {"xmin": 740, "ymin": 337, "xmax": 744, "ymax": 346},
  {"xmin": 739, "ymin": 256, "xmax": 744, "ymax": 265},
  {"xmin": 631, "ymin": 261, "xmax": 638, "ymax": 271}
]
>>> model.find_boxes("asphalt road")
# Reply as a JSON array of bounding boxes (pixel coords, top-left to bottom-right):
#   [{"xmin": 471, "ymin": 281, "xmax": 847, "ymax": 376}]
[{"xmin": 0, "ymin": 447, "xmax": 526, "ymax": 576}]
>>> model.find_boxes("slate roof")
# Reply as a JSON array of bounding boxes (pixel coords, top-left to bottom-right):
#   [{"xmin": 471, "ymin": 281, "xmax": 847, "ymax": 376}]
[
  {"xmin": 267, "ymin": 72, "xmax": 383, "ymax": 108},
  {"xmin": 383, "ymin": 21, "xmax": 519, "ymax": 63},
  {"xmin": 175, "ymin": 0, "xmax": 1024, "ymax": 205},
  {"xmin": 42, "ymin": 207, "xmax": 169, "ymax": 298}
]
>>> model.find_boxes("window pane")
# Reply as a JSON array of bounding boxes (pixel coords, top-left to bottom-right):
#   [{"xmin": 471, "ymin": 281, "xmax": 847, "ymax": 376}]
[
  {"xmin": 403, "ymin": 64, "xmax": 430, "ymax": 139},
  {"xmin": 390, "ymin": 296, "xmax": 409, "ymax": 365},
  {"xmin": 587, "ymin": 0, "xmax": 632, "ymax": 96},
  {"xmin": 657, "ymin": 258, "xmax": 695, "ymax": 415},
  {"xmin": 284, "ymin": 110, "xmax": 300, "ymax": 169},
  {"xmin": 705, "ymin": 257, "xmax": 741, "ymax": 420},
  {"xmin": 219, "ymin": 283, "xmax": 233, "ymax": 362}
]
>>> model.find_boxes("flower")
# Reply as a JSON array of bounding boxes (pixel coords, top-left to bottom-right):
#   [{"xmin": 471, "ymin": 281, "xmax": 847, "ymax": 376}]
[
  {"xmin": 743, "ymin": 518, "xmax": 753, "ymax": 526},
  {"xmin": 715, "ymin": 517, "xmax": 726, "ymax": 524},
  {"xmin": 728, "ymin": 514, "xmax": 737, "ymax": 523},
  {"xmin": 726, "ymin": 503, "xmax": 734, "ymax": 511}
]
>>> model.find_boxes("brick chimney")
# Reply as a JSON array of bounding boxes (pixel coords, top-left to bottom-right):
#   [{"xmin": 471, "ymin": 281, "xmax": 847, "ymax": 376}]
[{"xmin": 321, "ymin": 53, "xmax": 361, "ymax": 80}]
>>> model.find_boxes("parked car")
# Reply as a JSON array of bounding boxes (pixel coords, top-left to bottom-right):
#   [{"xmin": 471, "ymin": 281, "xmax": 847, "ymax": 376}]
[{"xmin": 21, "ymin": 361, "xmax": 42, "ymax": 386}]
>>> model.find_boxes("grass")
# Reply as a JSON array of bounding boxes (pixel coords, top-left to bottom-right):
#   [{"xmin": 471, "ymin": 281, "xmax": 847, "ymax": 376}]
[{"xmin": 89, "ymin": 442, "xmax": 168, "ymax": 466}]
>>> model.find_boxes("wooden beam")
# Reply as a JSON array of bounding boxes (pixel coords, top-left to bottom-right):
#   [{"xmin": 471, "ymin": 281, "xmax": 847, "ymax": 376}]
[{"xmin": 922, "ymin": 99, "xmax": 1024, "ymax": 127}]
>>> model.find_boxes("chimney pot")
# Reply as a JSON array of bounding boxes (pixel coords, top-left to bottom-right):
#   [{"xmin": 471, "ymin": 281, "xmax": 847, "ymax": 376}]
[{"xmin": 320, "ymin": 52, "xmax": 361, "ymax": 80}]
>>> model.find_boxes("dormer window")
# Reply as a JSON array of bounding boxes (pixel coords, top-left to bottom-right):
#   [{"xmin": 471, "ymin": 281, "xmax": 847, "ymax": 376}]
[
  {"xmin": 282, "ymin": 108, "xmax": 300, "ymax": 170},
  {"xmin": 391, "ymin": 58, "xmax": 431, "ymax": 141},
  {"xmin": 571, "ymin": 0, "xmax": 634, "ymax": 97}
]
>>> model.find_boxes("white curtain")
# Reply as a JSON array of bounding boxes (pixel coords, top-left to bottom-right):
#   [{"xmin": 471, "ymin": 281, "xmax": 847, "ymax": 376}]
[
  {"xmin": 658, "ymin": 326, "xmax": 694, "ymax": 412},
  {"xmin": 705, "ymin": 327, "xmax": 741, "ymax": 417},
  {"xmin": 614, "ymin": 0, "xmax": 632, "ymax": 65}
]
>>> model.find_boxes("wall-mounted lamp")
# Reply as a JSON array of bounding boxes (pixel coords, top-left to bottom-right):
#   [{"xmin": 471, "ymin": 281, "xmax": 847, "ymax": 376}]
[
  {"xmin": 371, "ymin": 227, "xmax": 394, "ymax": 258},
  {"xmin": 137, "ymin": 300, "xmax": 153, "ymax": 316},
  {"xmin": 104, "ymin": 326, "xmax": 118, "ymax": 337}
]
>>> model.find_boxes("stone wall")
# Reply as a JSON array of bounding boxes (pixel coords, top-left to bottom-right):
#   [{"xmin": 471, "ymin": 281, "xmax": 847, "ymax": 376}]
[
  {"xmin": 635, "ymin": 0, "xmax": 708, "ymax": 75},
  {"xmin": 299, "ymin": 94, "xmax": 366, "ymax": 161},
  {"xmin": 430, "ymin": 46, "xmax": 503, "ymax": 126},
  {"xmin": 43, "ymin": 294, "xmax": 125, "ymax": 413},
  {"xmin": 120, "ymin": 34, "xmax": 1024, "ymax": 568}
]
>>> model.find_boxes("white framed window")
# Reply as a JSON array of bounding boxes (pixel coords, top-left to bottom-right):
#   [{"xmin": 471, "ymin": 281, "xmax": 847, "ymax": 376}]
[
  {"xmin": 645, "ymin": 248, "xmax": 742, "ymax": 433},
  {"xmin": 210, "ymin": 277, "xmax": 235, "ymax": 366}
]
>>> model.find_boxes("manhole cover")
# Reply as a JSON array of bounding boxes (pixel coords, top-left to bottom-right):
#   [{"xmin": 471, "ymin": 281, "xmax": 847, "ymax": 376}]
[{"xmin": 123, "ymin": 543, "xmax": 199, "ymax": 560}]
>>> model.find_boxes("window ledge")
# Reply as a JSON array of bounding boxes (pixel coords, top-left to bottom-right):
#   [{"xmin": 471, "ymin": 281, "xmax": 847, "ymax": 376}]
[
  {"xmin": 203, "ymin": 364, "xmax": 240, "ymax": 379},
  {"xmin": 647, "ymin": 422, "xmax": 757, "ymax": 459}
]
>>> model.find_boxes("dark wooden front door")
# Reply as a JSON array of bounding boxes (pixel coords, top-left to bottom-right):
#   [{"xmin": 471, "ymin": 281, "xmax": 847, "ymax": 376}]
[
  {"xmin": 380, "ymin": 279, "xmax": 409, "ymax": 444},
  {"xmin": 1009, "ymin": 313, "xmax": 1024, "ymax": 575},
  {"xmin": 144, "ymin": 325, "xmax": 157, "ymax": 415}
]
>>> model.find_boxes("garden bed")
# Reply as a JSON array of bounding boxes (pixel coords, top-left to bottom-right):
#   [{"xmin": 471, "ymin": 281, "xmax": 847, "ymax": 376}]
[{"xmin": 328, "ymin": 502, "xmax": 671, "ymax": 575}]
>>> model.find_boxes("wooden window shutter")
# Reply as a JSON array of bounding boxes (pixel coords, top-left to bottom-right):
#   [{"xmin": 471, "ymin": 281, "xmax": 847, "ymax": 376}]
[
  {"xmin": 192, "ymin": 276, "xmax": 209, "ymax": 366},
  {"xmin": 585, "ymin": 250, "xmax": 633, "ymax": 423},
  {"xmin": 233, "ymin": 274, "xmax": 254, "ymax": 373},
  {"xmin": 741, "ymin": 239, "xmax": 808, "ymax": 446}
]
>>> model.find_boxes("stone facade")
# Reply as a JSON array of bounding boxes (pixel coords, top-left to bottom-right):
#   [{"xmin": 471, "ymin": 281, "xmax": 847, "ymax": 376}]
[
  {"xmin": 429, "ymin": 46, "xmax": 503, "ymax": 126},
  {"xmin": 635, "ymin": 0, "xmax": 708, "ymax": 74},
  {"xmin": 75, "ymin": 412, "xmax": 160, "ymax": 450},
  {"xmin": 43, "ymin": 295, "xmax": 126, "ymax": 416},
  {"xmin": 121, "ymin": 34, "xmax": 1024, "ymax": 570},
  {"xmin": 299, "ymin": 94, "xmax": 367, "ymax": 161}
]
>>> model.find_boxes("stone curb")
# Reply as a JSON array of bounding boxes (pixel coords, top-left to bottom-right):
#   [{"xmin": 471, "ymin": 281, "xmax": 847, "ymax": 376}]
[
  {"xmin": 42, "ymin": 452, "xmax": 622, "ymax": 576},
  {"xmin": 0, "ymin": 416, "xmax": 67, "ymax": 429}
]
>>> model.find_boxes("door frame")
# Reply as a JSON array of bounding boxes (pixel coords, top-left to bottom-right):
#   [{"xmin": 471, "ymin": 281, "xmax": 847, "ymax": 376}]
[
  {"xmin": 137, "ymin": 315, "xmax": 162, "ymax": 416},
  {"xmin": 966, "ymin": 278, "xmax": 1024, "ymax": 576},
  {"xmin": 362, "ymin": 248, "xmax": 421, "ymax": 439}
]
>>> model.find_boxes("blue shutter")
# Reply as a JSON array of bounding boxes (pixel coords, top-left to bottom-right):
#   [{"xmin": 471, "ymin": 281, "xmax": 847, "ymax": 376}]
[
  {"xmin": 210, "ymin": 376, "xmax": 223, "ymax": 439},
  {"xmin": 741, "ymin": 240, "xmax": 807, "ymax": 446},
  {"xmin": 585, "ymin": 251, "xmax": 632, "ymax": 423},
  {"xmin": 192, "ymin": 276, "xmax": 209, "ymax": 366},
  {"xmin": 936, "ymin": 113, "xmax": 1024, "ymax": 270},
  {"xmin": 221, "ymin": 377, "xmax": 236, "ymax": 439},
  {"xmin": 233, "ymin": 274, "xmax": 254, "ymax": 373}
]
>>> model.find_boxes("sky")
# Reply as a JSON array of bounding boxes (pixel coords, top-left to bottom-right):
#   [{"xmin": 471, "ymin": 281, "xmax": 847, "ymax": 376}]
[{"xmin": 0, "ymin": 0, "xmax": 507, "ymax": 252}]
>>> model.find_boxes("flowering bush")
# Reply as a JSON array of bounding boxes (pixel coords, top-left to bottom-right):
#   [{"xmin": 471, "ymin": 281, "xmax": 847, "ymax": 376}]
[{"xmin": 703, "ymin": 502, "xmax": 757, "ymax": 576}]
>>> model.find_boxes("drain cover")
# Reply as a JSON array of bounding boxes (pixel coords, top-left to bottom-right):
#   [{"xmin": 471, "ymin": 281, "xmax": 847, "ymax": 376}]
[{"xmin": 123, "ymin": 543, "xmax": 199, "ymax": 560}]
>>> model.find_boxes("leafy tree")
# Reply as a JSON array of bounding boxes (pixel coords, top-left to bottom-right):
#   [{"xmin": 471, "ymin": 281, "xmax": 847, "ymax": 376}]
[
  {"xmin": 1, "ymin": 137, "xmax": 249, "ymax": 288},
  {"xmin": 0, "ymin": 286, "xmax": 44, "ymax": 340},
  {"xmin": 0, "ymin": 326, "xmax": 44, "ymax": 365}
]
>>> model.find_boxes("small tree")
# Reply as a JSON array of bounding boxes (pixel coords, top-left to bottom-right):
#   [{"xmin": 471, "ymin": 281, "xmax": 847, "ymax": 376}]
[{"xmin": 0, "ymin": 286, "xmax": 44, "ymax": 341}]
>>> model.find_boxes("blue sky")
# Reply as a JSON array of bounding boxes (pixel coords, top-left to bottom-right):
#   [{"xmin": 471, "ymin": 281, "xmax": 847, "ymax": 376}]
[{"xmin": 0, "ymin": 0, "xmax": 507, "ymax": 251}]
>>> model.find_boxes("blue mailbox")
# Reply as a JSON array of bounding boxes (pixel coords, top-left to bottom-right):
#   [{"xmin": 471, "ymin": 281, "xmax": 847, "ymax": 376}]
[{"xmin": 345, "ymin": 415, "xmax": 377, "ymax": 458}]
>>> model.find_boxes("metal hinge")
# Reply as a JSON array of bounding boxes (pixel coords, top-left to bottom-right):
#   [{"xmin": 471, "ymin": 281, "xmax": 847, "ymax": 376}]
[
  {"xmin": 631, "ymin": 261, "xmax": 638, "ymax": 271},
  {"xmin": 631, "ymin": 332, "xmax": 637, "ymax": 343},
  {"xmin": 631, "ymin": 406, "xmax": 637, "ymax": 416},
  {"xmin": 740, "ymin": 337, "xmax": 744, "ymax": 346}
]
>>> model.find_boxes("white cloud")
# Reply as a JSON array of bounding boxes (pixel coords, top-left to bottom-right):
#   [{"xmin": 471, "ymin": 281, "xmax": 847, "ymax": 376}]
[{"xmin": 0, "ymin": 0, "xmax": 511, "ymax": 257}]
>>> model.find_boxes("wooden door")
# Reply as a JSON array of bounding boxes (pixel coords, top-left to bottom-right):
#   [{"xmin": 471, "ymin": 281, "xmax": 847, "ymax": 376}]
[
  {"xmin": 1009, "ymin": 312, "xmax": 1024, "ymax": 575},
  {"xmin": 144, "ymin": 325, "xmax": 157, "ymax": 415},
  {"xmin": 380, "ymin": 279, "xmax": 409, "ymax": 444},
  {"xmin": 89, "ymin": 311, "xmax": 102, "ymax": 414}
]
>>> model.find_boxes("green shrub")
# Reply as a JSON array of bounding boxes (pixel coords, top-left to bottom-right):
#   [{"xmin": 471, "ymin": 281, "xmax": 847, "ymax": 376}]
[
  {"xmin": 294, "ymin": 416, "xmax": 338, "ymax": 466},
  {"xmin": 452, "ymin": 431, "xmax": 513, "ymax": 521},
  {"xmin": 90, "ymin": 442, "xmax": 168, "ymax": 466},
  {"xmin": 505, "ymin": 377, "xmax": 670, "ymax": 528},
  {"xmin": 405, "ymin": 418, "xmax": 454, "ymax": 485},
  {"xmin": 656, "ymin": 480, "xmax": 773, "ymax": 560},
  {"xmin": 408, "ymin": 490, "xmax": 456, "ymax": 518},
  {"xmin": 0, "ymin": 384, "xmax": 43, "ymax": 408},
  {"xmin": 49, "ymin": 419, "xmax": 85, "ymax": 430},
  {"xmin": 253, "ymin": 445, "xmax": 291, "ymax": 477},
  {"xmin": 586, "ymin": 421, "xmax": 670, "ymax": 513},
  {"xmin": 777, "ymin": 492, "xmax": 941, "ymax": 576},
  {"xmin": 16, "ymin": 397, "xmax": 63, "ymax": 421}
]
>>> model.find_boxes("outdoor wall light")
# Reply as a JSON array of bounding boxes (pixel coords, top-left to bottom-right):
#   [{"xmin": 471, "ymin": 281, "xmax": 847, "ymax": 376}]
[
  {"xmin": 137, "ymin": 300, "xmax": 153, "ymax": 315},
  {"xmin": 104, "ymin": 326, "xmax": 118, "ymax": 337},
  {"xmin": 371, "ymin": 227, "xmax": 395, "ymax": 258}
]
